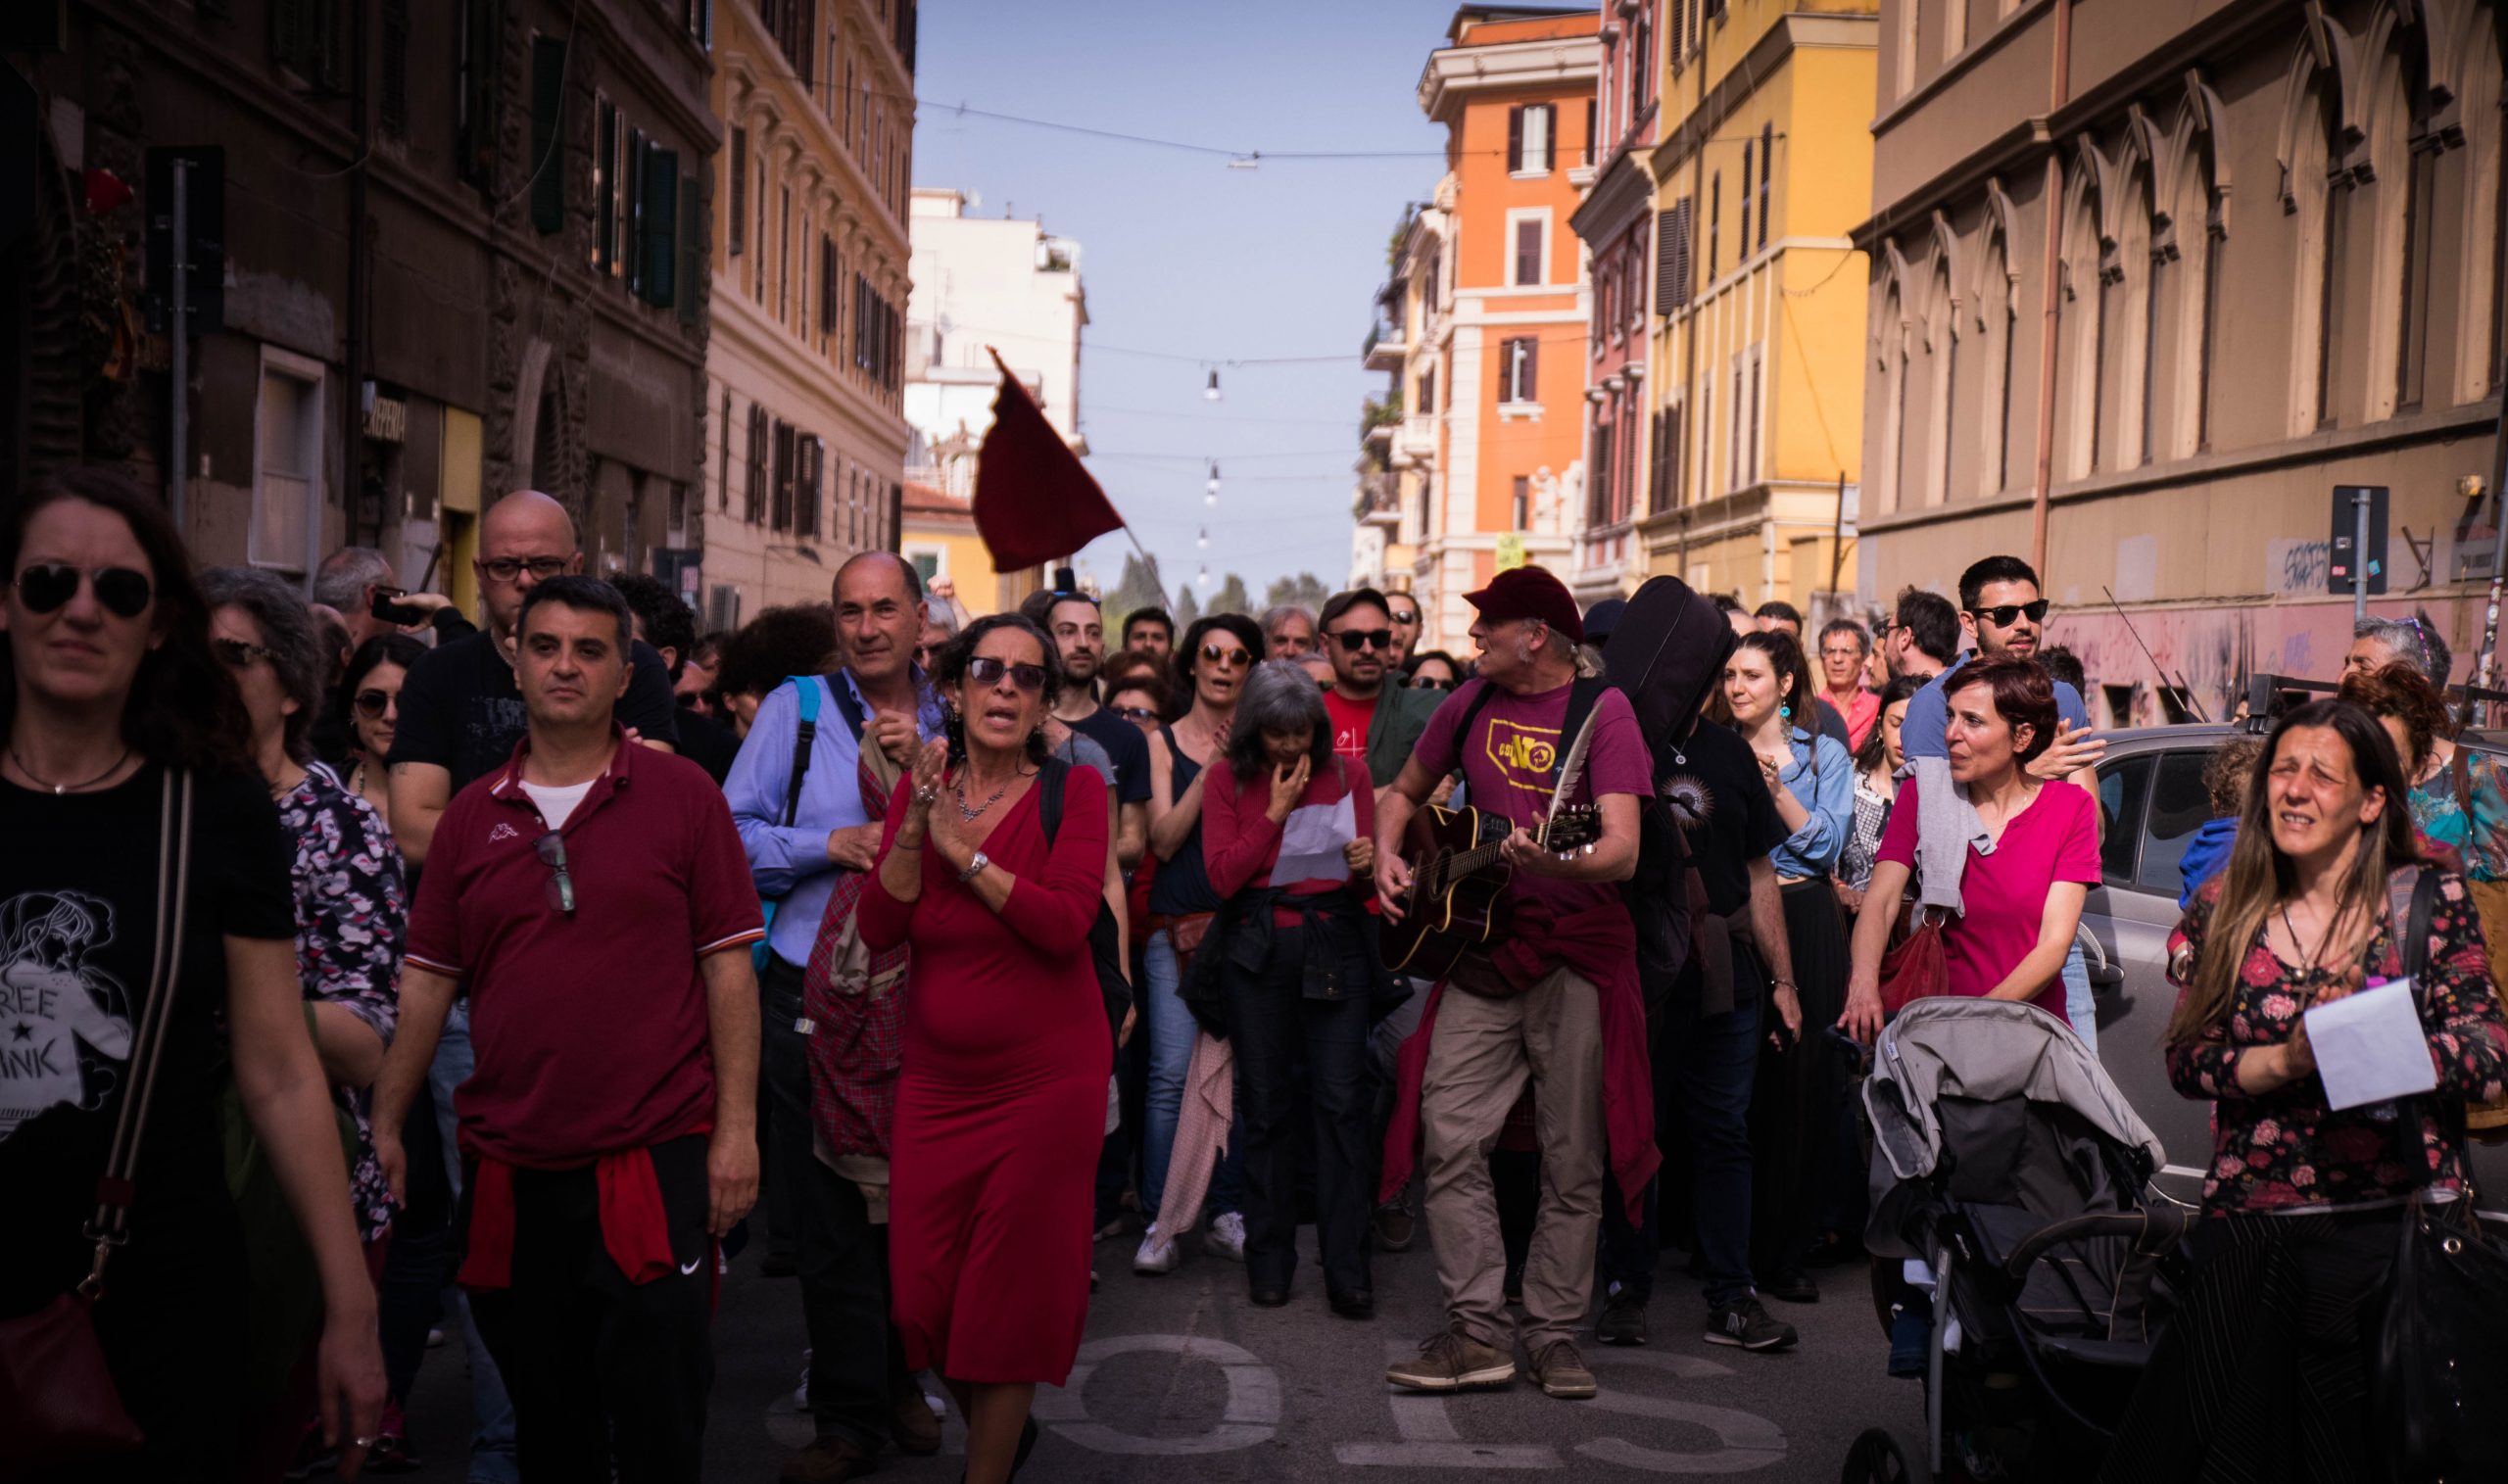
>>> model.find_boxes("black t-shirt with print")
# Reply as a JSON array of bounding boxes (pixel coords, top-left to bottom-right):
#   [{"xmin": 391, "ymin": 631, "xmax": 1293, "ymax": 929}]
[
  {"xmin": 389, "ymin": 628, "xmax": 682, "ymax": 791},
  {"xmin": 0, "ymin": 766, "xmax": 296, "ymax": 1317},
  {"xmin": 1070, "ymin": 705, "xmax": 1153, "ymax": 805},
  {"xmin": 1658, "ymin": 719, "xmax": 1788, "ymax": 919}
]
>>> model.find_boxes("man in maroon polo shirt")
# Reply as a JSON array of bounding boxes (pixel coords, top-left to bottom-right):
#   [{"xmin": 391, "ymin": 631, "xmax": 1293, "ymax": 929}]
[{"xmin": 373, "ymin": 576, "xmax": 763, "ymax": 1484}]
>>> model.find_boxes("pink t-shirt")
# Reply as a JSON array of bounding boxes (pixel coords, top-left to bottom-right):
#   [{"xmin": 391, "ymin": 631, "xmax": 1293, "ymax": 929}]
[
  {"xmin": 1411, "ymin": 679, "xmax": 1653, "ymax": 917},
  {"xmin": 1874, "ymin": 778, "xmax": 2099, "ymax": 1023}
]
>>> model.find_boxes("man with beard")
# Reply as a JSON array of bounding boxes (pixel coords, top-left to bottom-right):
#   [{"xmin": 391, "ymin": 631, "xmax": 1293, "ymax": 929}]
[
  {"xmin": 1318, "ymin": 588, "xmax": 1440, "ymax": 792},
  {"xmin": 1385, "ymin": 590, "xmax": 1423, "ymax": 670},
  {"xmin": 1037, "ymin": 591, "xmax": 1151, "ymax": 872}
]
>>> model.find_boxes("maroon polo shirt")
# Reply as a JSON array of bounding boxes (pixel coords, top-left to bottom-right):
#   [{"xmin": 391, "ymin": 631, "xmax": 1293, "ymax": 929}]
[{"xmin": 406, "ymin": 729, "xmax": 764, "ymax": 1170}]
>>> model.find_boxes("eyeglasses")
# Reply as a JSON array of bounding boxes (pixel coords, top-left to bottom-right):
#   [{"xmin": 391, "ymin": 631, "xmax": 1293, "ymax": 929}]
[
  {"xmin": 1412, "ymin": 675, "xmax": 1456, "ymax": 692},
  {"xmin": 1332, "ymin": 629, "xmax": 1395, "ymax": 653},
  {"xmin": 352, "ymin": 688, "xmax": 397, "ymax": 720},
  {"xmin": 1199, "ymin": 643, "xmax": 1253, "ymax": 668},
  {"xmin": 480, "ymin": 556, "xmax": 569, "ymax": 583},
  {"xmin": 965, "ymin": 655, "xmax": 1047, "ymax": 693},
  {"xmin": 1966, "ymin": 599, "xmax": 2050, "ymax": 627},
  {"xmin": 12, "ymin": 562, "xmax": 153, "ymax": 619},
  {"xmin": 1113, "ymin": 704, "xmax": 1158, "ymax": 723},
  {"xmin": 213, "ymin": 637, "xmax": 277, "ymax": 670},
  {"xmin": 534, "ymin": 831, "xmax": 577, "ymax": 916}
]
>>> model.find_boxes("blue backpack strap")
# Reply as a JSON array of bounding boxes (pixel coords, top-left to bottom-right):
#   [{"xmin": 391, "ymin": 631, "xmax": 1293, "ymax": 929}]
[{"xmin": 758, "ymin": 677, "xmax": 831, "ymax": 972}]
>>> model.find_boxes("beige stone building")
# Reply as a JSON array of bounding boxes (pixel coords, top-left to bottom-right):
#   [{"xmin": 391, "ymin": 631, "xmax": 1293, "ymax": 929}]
[
  {"xmin": 1857, "ymin": 0, "xmax": 2507, "ymax": 720},
  {"xmin": 701, "ymin": 0, "xmax": 917, "ymax": 632}
]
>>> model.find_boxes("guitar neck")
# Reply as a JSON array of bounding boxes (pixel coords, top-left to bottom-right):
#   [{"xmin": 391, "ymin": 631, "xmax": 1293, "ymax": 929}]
[{"xmin": 1439, "ymin": 817, "xmax": 1568, "ymax": 879}]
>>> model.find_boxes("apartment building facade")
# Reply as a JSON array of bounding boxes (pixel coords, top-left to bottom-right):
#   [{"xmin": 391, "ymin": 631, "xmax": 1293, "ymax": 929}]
[
  {"xmin": 701, "ymin": 0, "xmax": 917, "ymax": 630},
  {"xmin": 1399, "ymin": 5, "xmax": 1603, "ymax": 654},
  {"xmin": 11, "ymin": 0, "xmax": 717, "ymax": 620},
  {"xmin": 1641, "ymin": 0, "xmax": 1876, "ymax": 613},
  {"xmin": 1857, "ymin": 0, "xmax": 2507, "ymax": 719},
  {"xmin": 901, "ymin": 187, "xmax": 1082, "ymax": 611}
]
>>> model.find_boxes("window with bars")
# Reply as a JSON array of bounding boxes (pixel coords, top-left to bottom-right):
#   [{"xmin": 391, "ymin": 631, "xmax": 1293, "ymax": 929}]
[
  {"xmin": 728, "ymin": 128, "xmax": 747, "ymax": 257},
  {"xmin": 746, "ymin": 405, "xmax": 768, "ymax": 524},
  {"xmin": 772, "ymin": 420, "xmax": 796, "ymax": 531}
]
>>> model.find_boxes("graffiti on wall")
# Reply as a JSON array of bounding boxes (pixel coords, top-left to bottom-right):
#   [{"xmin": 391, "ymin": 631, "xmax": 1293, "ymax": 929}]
[{"xmin": 2046, "ymin": 598, "xmax": 2479, "ymax": 729}]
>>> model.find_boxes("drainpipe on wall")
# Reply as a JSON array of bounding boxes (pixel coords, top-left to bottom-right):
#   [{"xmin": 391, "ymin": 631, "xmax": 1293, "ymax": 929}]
[
  {"xmin": 1678, "ymin": 114, "xmax": 1706, "ymax": 580},
  {"xmin": 344, "ymin": 0, "xmax": 371, "ymax": 548},
  {"xmin": 2027, "ymin": 0, "xmax": 2074, "ymax": 576}
]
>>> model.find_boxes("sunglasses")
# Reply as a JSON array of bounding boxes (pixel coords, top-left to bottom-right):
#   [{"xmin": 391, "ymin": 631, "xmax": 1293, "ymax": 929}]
[
  {"xmin": 1967, "ymin": 599, "xmax": 2050, "ymax": 626},
  {"xmin": 13, "ymin": 562, "xmax": 153, "ymax": 619},
  {"xmin": 534, "ymin": 831, "xmax": 577, "ymax": 916},
  {"xmin": 1198, "ymin": 643, "xmax": 1253, "ymax": 668},
  {"xmin": 353, "ymin": 688, "xmax": 397, "ymax": 720},
  {"xmin": 965, "ymin": 655, "xmax": 1047, "ymax": 693},
  {"xmin": 213, "ymin": 637, "xmax": 277, "ymax": 670},
  {"xmin": 1113, "ymin": 704, "xmax": 1158, "ymax": 723},
  {"xmin": 480, "ymin": 556, "xmax": 569, "ymax": 583},
  {"xmin": 1332, "ymin": 629, "xmax": 1395, "ymax": 653},
  {"xmin": 1388, "ymin": 609, "xmax": 1419, "ymax": 625},
  {"xmin": 1412, "ymin": 676, "xmax": 1456, "ymax": 692}
]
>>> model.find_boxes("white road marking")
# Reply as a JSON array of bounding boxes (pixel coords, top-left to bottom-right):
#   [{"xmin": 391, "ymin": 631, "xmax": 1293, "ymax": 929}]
[
  {"xmin": 1576, "ymin": 1352, "xmax": 1788, "ymax": 1474},
  {"xmin": 1334, "ymin": 1341, "xmax": 1563, "ymax": 1467},
  {"xmin": 1032, "ymin": 1332, "xmax": 1279, "ymax": 1455}
]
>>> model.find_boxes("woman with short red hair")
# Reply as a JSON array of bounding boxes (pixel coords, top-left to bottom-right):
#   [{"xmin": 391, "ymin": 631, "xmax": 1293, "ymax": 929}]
[{"xmin": 1839, "ymin": 656, "xmax": 2101, "ymax": 1039}]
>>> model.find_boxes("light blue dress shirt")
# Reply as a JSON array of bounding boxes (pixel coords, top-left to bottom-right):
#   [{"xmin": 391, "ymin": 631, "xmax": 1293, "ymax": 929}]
[{"xmin": 1767, "ymin": 726, "xmax": 1856, "ymax": 881}]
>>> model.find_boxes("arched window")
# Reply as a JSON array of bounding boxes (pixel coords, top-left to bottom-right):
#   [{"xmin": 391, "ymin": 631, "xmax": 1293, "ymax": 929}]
[
  {"xmin": 2454, "ymin": 17, "xmax": 2504, "ymax": 405},
  {"xmin": 2371, "ymin": 27, "xmax": 2439, "ymax": 414},
  {"xmin": 2156, "ymin": 124, "xmax": 2226, "ymax": 458},
  {"xmin": 2054, "ymin": 163, "xmax": 2105, "ymax": 481},
  {"xmin": 1874, "ymin": 278, "xmax": 1907, "ymax": 515},
  {"xmin": 1977, "ymin": 223, "xmax": 2018, "ymax": 492},
  {"xmin": 2284, "ymin": 52, "xmax": 2348, "ymax": 435},
  {"xmin": 1923, "ymin": 259, "xmax": 1956, "ymax": 504}
]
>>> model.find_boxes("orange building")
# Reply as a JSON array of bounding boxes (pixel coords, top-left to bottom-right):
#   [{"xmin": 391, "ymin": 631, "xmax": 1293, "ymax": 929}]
[{"xmin": 1400, "ymin": 6, "xmax": 1603, "ymax": 653}]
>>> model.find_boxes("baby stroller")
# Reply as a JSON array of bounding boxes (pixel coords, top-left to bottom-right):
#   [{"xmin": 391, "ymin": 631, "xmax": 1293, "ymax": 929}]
[{"xmin": 1839, "ymin": 998, "xmax": 2194, "ymax": 1484}]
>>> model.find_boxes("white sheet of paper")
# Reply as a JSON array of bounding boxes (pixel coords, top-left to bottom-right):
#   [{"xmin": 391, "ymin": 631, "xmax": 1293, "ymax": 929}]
[{"xmin": 2304, "ymin": 978, "xmax": 2439, "ymax": 1111}]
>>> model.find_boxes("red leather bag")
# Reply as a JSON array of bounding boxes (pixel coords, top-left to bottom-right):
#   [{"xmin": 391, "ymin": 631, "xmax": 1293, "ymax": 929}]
[{"xmin": 1877, "ymin": 908, "xmax": 1950, "ymax": 1015}]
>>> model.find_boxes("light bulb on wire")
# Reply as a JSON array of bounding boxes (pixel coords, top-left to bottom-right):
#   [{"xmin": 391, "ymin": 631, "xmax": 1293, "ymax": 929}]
[
  {"xmin": 1204, "ymin": 368, "xmax": 1222, "ymax": 403},
  {"xmin": 1198, "ymin": 564, "xmax": 1210, "ymax": 586},
  {"xmin": 1197, "ymin": 527, "xmax": 1208, "ymax": 549},
  {"xmin": 1205, "ymin": 462, "xmax": 1220, "ymax": 505}
]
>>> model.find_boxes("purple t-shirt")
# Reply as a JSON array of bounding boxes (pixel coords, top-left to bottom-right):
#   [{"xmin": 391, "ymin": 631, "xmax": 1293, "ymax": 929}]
[
  {"xmin": 1875, "ymin": 778, "xmax": 2099, "ymax": 1023},
  {"xmin": 1413, "ymin": 679, "xmax": 1653, "ymax": 916}
]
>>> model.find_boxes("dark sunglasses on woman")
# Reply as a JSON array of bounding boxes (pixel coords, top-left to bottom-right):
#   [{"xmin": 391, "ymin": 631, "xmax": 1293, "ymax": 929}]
[
  {"xmin": 353, "ymin": 689, "xmax": 397, "ymax": 720},
  {"xmin": 12, "ymin": 562, "xmax": 153, "ymax": 619},
  {"xmin": 1199, "ymin": 643, "xmax": 1252, "ymax": 668},
  {"xmin": 1411, "ymin": 676, "xmax": 1455, "ymax": 692},
  {"xmin": 966, "ymin": 655, "xmax": 1047, "ymax": 693}
]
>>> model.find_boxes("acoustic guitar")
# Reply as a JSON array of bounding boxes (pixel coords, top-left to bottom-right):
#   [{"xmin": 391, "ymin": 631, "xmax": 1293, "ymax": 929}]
[{"xmin": 1379, "ymin": 803, "xmax": 1601, "ymax": 979}]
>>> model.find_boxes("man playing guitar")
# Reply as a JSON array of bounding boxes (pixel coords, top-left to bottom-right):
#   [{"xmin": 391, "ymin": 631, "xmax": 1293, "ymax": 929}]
[{"xmin": 1370, "ymin": 566, "xmax": 1656, "ymax": 1404}]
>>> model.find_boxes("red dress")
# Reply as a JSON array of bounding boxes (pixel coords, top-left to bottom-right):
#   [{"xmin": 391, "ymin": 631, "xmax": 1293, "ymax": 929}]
[{"xmin": 858, "ymin": 765, "xmax": 1112, "ymax": 1384}]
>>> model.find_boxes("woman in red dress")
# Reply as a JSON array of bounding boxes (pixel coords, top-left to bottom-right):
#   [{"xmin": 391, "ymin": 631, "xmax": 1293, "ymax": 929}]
[{"xmin": 859, "ymin": 613, "xmax": 1110, "ymax": 1484}]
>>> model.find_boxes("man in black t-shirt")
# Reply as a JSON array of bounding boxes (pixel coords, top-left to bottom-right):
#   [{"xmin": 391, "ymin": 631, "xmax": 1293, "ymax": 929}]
[
  {"xmin": 389, "ymin": 491, "xmax": 680, "ymax": 866},
  {"xmin": 1595, "ymin": 713, "xmax": 1803, "ymax": 1356},
  {"xmin": 612, "ymin": 573, "xmax": 739, "ymax": 786},
  {"xmin": 1034, "ymin": 591, "xmax": 1150, "ymax": 873}
]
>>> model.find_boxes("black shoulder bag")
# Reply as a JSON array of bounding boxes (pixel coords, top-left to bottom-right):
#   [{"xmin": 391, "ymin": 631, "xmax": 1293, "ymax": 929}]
[
  {"xmin": 0, "ymin": 770, "xmax": 193, "ymax": 1478},
  {"xmin": 2372, "ymin": 866, "xmax": 2508, "ymax": 1484},
  {"xmin": 1036, "ymin": 756, "xmax": 1133, "ymax": 1044}
]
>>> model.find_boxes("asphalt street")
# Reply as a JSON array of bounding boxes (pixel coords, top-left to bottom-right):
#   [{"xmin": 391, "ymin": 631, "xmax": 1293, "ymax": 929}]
[{"xmin": 394, "ymin": 1220, "xmax": 1925, "ymax": 1483}]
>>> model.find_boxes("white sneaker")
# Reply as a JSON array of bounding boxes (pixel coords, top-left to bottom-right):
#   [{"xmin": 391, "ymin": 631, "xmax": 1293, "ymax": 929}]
[
  {"xmin": 1205, "ymin": 1211, "xmax": 1247, "ymax": 1263},
  {"xmin": 1133, "ymin": 1226, "xmax": 1180, "ymax": 1275},
  {"xmin": 794, "ymin": 1349, "xmax": 810, "ymax": 1408}
]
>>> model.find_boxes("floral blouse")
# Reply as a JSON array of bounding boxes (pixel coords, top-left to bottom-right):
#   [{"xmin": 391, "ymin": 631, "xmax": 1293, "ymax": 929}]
[
  {"xmin": 1841, "ymin": 772, "xmax": 1894, "ymax": 890},
  {"xmin": 2165, "ymin": 871, "xmax": 2508, "ymax": 1217},
  {"xmin": 281, "ymin": 765, "xmax": 407, "ymax": 1240}
]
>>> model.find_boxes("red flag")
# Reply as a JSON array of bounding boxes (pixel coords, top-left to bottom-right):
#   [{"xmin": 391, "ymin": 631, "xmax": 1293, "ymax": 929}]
[{"xmin": 973, "ymin": 348, "xmax": 1125, "ymax": 571}]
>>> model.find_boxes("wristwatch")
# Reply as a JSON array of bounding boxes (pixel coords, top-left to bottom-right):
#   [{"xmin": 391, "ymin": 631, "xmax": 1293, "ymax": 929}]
[{"xmin": 957, "ymin": 851, "xmax": 990, "ymax": 885}]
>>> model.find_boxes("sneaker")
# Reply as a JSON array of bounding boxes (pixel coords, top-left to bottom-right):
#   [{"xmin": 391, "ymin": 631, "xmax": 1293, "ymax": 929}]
[
  {"xmin": 1205, "ymin": 1211, "xmax": 1247, "ymax": 1263},
  {"xmin": 1385, "ymin": 1325, "xmax": 1517, "ymax": 1392},
  {"xmin": 794, "ymin": 1349, "xmax": 811, "ymax": 1409},
  {"xmin": 890, "ymin": 1374, "xmax": 943, "ymax": 1456},
  {"xmin": 1760, "ymin": 1268, "xmax": 1819, "ymax": 1305},
  {"xmin": 1372, "ymin": 1201, "xmax": 1416, "ymax": 1252},
  {"xmin": 1094, "ymin": 1217, "xmax": 1128, "ymax": 1242},
  {"xmin": 1705, "ymin": 1296, "xmax": 1799, "ymax": 1352},
  {"xmin": 1595, "ymin": 1294, "xmax": 1649, "ymax": 1347},
  {"xmin": 1133, "ymin": 1226, "xmax": 1180, "ymax": 1274},
  {"xmin": 1528, "ymin": 1339, "xmax": 1598, "ymax": 1399}
]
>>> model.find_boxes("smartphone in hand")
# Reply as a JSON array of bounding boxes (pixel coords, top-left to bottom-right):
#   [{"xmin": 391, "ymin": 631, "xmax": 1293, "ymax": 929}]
[{"xmin": 370, "ymin": 589, "xmax": 430, "ymax": 626}]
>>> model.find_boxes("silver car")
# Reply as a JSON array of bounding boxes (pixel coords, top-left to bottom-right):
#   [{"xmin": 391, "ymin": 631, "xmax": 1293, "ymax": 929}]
[{"xmin": 2077, "ymin": 725, "xmax": 2508, "ymax": 1209}]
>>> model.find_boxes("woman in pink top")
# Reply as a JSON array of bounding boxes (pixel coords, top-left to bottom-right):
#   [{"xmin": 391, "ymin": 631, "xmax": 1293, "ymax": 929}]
[
  {"xmin": 1197, "ymin": 661, "xmax": 1382, "ymax": 1317},
  {"xmin": 1840, "ymin": 656, "xmax": 2100, "ymax": 1039}
]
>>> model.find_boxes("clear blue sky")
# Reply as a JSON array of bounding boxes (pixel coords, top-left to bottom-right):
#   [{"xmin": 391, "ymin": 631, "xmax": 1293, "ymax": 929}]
[{"xmin": 911, "ymin": 0, "xmax": 1467, "ymax": 605}]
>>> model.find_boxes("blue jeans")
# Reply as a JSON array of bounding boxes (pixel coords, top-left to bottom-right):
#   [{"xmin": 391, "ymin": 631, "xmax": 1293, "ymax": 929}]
[
  {"xmin": 431, "ymin": 1004, "xmax": 520, "ymax": 1484},
  {"xmin": 1140, "ymin": 929, "xmax": 1240, "ymax": 1223},
  {"xmin": 1605, "ymin": 957, "xmax": 1760, "ymax": 1308},
  {"xmin": 2062, "ymin": 944, "xmax": 2098, "ymax": 1057}
]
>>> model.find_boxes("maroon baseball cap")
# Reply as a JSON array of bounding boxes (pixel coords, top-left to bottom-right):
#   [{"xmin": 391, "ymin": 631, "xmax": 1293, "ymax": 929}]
[{"xmin": 1464, "ymin": 565, "xmax": 1583, "ymax": 645}]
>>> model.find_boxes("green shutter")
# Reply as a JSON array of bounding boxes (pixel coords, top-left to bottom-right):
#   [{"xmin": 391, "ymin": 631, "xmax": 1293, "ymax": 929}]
[
  {"xmin": 642, "ymin": 144, "xmax": 678, "ymax": 309},
  {"xmin": 530, "ymin": 37, "xmax": 566, "ymax": 236}
]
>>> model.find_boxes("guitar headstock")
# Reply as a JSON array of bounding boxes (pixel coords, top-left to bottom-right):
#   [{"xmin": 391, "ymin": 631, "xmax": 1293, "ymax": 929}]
[{"xmin": 1537, "ymin": 805, "xmax": 1603, "ymax": 855}]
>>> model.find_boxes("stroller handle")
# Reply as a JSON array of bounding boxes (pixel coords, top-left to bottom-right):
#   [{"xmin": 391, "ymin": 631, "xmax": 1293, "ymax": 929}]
[{"xmin": 1999, "ymin": 1206, "xmax": 2196, "ymax": 1279}]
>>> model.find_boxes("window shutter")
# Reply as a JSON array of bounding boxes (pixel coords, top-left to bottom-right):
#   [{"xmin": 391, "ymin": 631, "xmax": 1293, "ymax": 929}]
[
  {"xmin": 1521, "ymin": 337, "xmax": 1538, "ymax": 403},
  {"xmin": 747, "ymin": 405, "xmax": 767, "ymax": 523},
  {"xmin": 772, "ymin": 420, "xmax": 795, "ymax": 531},
  {"xmin": 622, "ymin": 126, "xmax": 644, "ymax": 287},
  {"xmin": 1542, "ymin": 104, "xmax": 1559, "ymax": 172},
  {"xmin": 380, "ymin": 0, "xmax": 410, "ymax": 135},
  {"xmin": 819, "ymin": 236, "xmax": 836, "ymax": 336},
  {"xmin": 458, "ymin": 0, "xmax": 501, "ymax": 192},
  {"xmin": 641, "ymin": 144, "xmax": 677, "ymax": 308},
  {"xmin": 596, "ymin": 100, "xmax": 617, "ymax": 269},
  {"xmin": 1497, "ymin": 340, "xmax": 1516, "ymax": 404},
  {"xmin": 1759, "ymin": 122, "xmax": 1773, "ymax": 244},
  {"xmin": 1507, "ymin": 106, "xmax": 1524, "ymax": 173},
  {"xmin": 1585, "ymin": 98, "xmax": 1597, "ymax": 166},
  {"xmin": 530, "ymin": 38, "xmax": 566, "ymax": 235},
  {"xmin": 728, "ymin": 128, "xmax": 746, "ymax": 256},
  {"xmin": 678, "ymin": 172, "xmax": 700, "ymax": 327},
  {"xmin": 797, "ymin": 436, "xmax": 822, "ymax": 537},
  {"xmin": 1657, "ymin": 201, "xmax": 1693, "ymax": 310}
]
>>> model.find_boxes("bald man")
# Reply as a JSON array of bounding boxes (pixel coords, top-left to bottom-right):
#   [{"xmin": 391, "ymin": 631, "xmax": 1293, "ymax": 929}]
[{"xmin": 389, "ymin": 490, "xmax": 682, "ymax": 865}]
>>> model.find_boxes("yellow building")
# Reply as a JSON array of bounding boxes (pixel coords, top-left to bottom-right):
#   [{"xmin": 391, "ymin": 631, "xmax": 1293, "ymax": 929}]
[{"xmin": 1640, "ymin": 0, "xmax": 1876, "ymax": 613}]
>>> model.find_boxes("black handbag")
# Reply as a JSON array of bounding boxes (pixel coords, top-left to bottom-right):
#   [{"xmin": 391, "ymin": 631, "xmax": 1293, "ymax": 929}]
[
  {"xmin": 0, "ymin": 770, "xmax": 194, "ymax": 1480},
  {"xmin": 2370, "ymin": 867, "xmax": 2508, "ymax": 1484}
]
